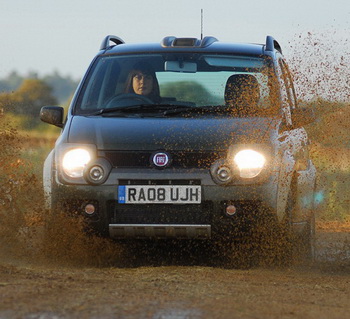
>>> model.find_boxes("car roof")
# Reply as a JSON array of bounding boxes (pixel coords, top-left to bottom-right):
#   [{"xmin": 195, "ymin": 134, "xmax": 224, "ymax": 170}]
[{"xmin": 98, "ymin": 35, "xmax": 281, "ymax": 59}]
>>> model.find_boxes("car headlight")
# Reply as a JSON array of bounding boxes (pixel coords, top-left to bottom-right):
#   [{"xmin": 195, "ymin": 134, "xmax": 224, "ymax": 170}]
[
  {"xmin": 233, "ymin": 149, "xmax": 266, "ymax": 178},
  {"xmin": 62, "ymin": 148, "xmax": 92, "ymax": 178},
  {"xmin": 210, "ymin": 159, "xmax": 233, "ymax": 185},
  {"xmin": 84, "ymin": 158, "xmax": 112, "ymax": 185}
]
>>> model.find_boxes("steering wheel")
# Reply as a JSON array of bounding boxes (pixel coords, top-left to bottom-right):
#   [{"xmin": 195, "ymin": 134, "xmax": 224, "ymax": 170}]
[{"xmin": 106, "ymin": 93, "xmax": 154, "ymax": 108}]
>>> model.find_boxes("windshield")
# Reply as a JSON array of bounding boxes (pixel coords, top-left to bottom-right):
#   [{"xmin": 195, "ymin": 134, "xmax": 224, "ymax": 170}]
[{"xmin": 75, "ymin": 53, "xmax": 278, "ymax": 116}]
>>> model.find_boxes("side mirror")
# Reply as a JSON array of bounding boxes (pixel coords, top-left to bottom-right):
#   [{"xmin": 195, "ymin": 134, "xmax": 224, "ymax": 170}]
[
  {"xmin": 40, "ymin": 106, "xmax": 64, "ymax": 128},
  {"xmin": 291, "ymin": 107, "xmax": 316, "ymax": 128}
]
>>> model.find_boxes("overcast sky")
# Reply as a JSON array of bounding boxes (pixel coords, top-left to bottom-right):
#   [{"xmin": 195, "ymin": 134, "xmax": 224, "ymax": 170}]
[{"xmin": 0, "ymin": 0, "xmax": 349, "ymax": 79}]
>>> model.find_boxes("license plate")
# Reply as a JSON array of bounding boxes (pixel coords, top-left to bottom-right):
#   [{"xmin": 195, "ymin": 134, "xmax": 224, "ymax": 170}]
[{"xmin": 118, "ymin": 185, "xmax": 201, "ymax": 204}]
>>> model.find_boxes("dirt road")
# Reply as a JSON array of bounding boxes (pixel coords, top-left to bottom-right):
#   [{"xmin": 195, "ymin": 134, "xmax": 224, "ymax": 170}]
[{"xmin": 0, "ymin": 223, "xmax": 349, "ymax": 319}]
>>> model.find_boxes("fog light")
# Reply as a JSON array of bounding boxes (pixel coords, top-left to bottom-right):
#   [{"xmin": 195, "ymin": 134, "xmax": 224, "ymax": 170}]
[
  {"xmin": 226, "ymin": 205, "xmax": 236, "ymax": 216},
  {"xmin": 84, "ymin": 204, "xmax": 96, "ymax": 215},
  {"xmin": 89, "ymin": 166, "xmax": 104, "ymax": 181}
]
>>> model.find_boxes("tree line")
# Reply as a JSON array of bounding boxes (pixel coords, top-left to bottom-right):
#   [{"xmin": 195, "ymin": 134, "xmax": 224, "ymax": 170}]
[
  {"xmin": 0, "ymin": 71, "xmax": 79, "ymax": 127},
  {"xmin": 0, "ymin": 71, "xmax": 79, "ymax": 104}
]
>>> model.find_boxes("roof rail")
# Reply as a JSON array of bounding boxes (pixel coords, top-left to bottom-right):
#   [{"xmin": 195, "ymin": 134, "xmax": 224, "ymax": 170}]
[
  {"xmin": 265, "ymin": 35, "xmax": 282, "ymax": 54},
  {"xmin": 201, "ymin": 36, "xmax": 219, "ymax": 48},
  {"xmin": 161, "ymin": 36, "xmax": 218, "ymax": 48},
  {"xmin": 161, "ymin": 36, "xmax": 177, "ymax": 47},
  {"xmin": 100, "ymin": 35, "xmax": 125, "ymax": 50}
]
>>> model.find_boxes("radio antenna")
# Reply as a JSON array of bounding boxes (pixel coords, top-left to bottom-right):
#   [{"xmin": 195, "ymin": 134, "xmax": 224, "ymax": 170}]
[{"xmin": 201, "ymin": 9, "xmax": 203, "ymax": 40}]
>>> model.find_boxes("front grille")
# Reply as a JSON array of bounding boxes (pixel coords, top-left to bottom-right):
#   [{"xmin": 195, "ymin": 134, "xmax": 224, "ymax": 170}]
[
  {"xmin": 118, "ymin": 179, "xmax": 201, "ymax": 185},
  {"xmin": 109, "ymin": 201, "xmax": 213, "ymax": 225},
  {"xmin": 103, "ymin": 151, "xmax": 224, "ymax": 168}
]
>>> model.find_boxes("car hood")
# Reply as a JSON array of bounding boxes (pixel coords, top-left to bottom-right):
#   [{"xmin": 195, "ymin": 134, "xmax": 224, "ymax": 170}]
[{"xmin": 67, "ymin": 115, "xmax": 277, "ymax": 151}]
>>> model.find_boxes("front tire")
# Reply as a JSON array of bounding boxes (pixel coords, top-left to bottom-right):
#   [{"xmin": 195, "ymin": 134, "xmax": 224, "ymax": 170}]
[
  {"xmin": 281, "ymin": 177, "xmax": 316, "ymax": 264},
  {"xmin": 299, "ymin": 212, "xmax": 316, "ymax": 262}
]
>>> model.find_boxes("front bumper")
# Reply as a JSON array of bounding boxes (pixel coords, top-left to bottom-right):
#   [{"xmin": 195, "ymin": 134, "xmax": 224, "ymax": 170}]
[
  {"xmin": 109, "ymin": 224, "xmax": 211, "ymax": 239},
  {"xmin": 51, "ymin": 168, "xmax": 278, "ymax": 239}
]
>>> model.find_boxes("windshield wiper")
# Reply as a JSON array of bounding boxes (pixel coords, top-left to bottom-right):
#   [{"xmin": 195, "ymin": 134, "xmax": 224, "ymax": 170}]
[
  {"xmin": 90, "ymin": 104, "xmax": 154, "ymax": 115},
  {"xmin": 85, "ymin": 104, "xmax": 195, "ymax": 116},
  {"xmin": 163, "ymin": 105, "xmax": 228, "ymax": 116}
]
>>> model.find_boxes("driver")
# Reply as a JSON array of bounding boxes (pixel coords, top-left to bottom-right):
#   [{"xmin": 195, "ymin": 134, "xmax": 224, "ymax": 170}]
[{"xmin": 124, "ymin": 62, "xmax": 161, "ymax": 103}]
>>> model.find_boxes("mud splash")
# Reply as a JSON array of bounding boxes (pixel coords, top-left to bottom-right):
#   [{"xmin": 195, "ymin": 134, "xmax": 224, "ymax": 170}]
[
  {"xmin": 0, "ymin": 205, "xmax": 124, "ymax": 268},
  {"xmin": 287, "ymin": 29, "xmax": 350, "ymax": 102},
  {"xmin": 0, "ymin": 118, "xmax": 122, "ymax": 267}
]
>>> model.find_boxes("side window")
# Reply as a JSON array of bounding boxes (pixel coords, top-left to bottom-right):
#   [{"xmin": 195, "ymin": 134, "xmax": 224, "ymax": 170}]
[
  {"xmin": 277, "ymin": 58, "xmax": 296, "ymax": 125},
  {"xmin": 279, "ymin": 60, "xmax": 297, "ymax": 110},
  {"xmin": 77, "ymin": 58, "xmax": 121, "ymax": 111}
]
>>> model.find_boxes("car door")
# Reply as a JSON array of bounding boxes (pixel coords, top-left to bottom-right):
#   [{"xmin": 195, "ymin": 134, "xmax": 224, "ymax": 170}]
[{"xmin": 276, "ymin": 57, "xmax": 316, "ymax": 223}]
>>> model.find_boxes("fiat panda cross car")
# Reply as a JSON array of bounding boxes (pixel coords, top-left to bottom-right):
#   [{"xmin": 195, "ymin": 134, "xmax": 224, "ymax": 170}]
[{"xmin": 40, "ymin": 35, "xmax": 316, "ymax": 257}]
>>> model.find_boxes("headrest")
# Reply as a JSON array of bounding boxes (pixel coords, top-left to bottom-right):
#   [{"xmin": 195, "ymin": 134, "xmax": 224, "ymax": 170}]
[
  {"xmin": 225, "ymin": 74, "xmax": 260, "ymax": 104},
  {"xmin": 224, "ymin": 74, "xmax": 260, "ymax": 116}
]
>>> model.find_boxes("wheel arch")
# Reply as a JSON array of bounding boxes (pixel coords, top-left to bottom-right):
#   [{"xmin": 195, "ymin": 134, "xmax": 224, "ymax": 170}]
[
  {"xmin": 276, "ymin": 149, "xmax": 296, "ymax": 222},
  {"xmin": 43, "ymin": 149, "xmax": 54, "ymax": 210}
]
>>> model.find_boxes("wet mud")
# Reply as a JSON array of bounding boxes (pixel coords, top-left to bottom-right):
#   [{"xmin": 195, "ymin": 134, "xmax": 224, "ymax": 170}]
[{"xmin": 0, "ymin": 211, "xmax": 349, "ymax": 319}]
